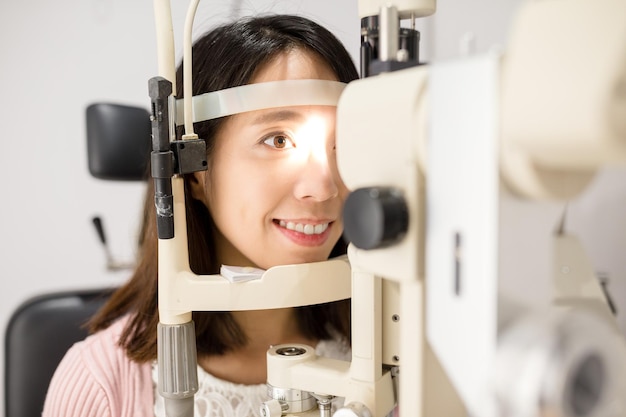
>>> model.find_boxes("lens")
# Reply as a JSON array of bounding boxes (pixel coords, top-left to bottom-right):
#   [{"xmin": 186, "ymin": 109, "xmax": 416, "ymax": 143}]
[{"xmin": 565, "ymin": 353, "xmax": 605, "ymax": 417}]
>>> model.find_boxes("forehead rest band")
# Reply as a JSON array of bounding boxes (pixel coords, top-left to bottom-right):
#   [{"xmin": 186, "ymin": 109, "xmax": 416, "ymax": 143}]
[{"xmin": 175, "ymin": 79, "xmax": 346, "ymax": 125}]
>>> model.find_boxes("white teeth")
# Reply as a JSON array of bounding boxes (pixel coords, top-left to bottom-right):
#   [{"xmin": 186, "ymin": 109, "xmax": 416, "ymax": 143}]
[
  {"xmin": 279, "ymin": 220, "xmax": 329, "ymax": 235},
  {"xmin": 313, "ymin": 224, "xmax": 326, "ymax": 234}
]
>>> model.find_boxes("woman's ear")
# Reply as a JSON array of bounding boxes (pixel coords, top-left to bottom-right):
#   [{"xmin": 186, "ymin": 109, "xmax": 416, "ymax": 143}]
[{"xmin": 188, "ymin": 171, "xmax": 209, "ymax": 206}]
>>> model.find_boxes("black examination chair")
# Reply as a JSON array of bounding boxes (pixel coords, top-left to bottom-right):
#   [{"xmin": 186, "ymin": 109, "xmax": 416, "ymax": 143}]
[{"xmin": 4, "ymin": 288, "xmax": 114, "ymax": 417}]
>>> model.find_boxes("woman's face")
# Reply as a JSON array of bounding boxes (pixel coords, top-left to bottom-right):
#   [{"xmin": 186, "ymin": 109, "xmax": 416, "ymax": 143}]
[{"xmin": 194, "ymin": 49, "xmax": 349, "ymax": 269}]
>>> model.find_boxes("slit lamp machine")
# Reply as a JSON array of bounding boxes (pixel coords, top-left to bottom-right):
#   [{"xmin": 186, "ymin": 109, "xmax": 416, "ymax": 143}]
[{"xmin": 148, "ymin": 0, "xmax": 626, "ymax": 416}]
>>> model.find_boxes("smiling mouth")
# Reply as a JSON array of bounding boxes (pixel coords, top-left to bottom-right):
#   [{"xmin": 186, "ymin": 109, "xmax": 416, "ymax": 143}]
[{"xmin": 277, "ymin": 220, "xmax": 330, "ymax": 235}]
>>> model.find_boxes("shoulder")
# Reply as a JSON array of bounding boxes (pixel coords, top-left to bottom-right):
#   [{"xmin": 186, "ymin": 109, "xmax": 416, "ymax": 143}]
[
  {"xmin": 42, "ymin": 315, "xmax": 154, "ymax": 417},
  {"xmin": 67, "ymin": 316, "xmax": 144, "ymax": 379}
]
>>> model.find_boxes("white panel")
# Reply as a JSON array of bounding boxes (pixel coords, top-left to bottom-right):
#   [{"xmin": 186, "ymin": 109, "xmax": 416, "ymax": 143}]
[{"xmin": 426, "ymin": 53, "xmax": 500, "ymax": 417}]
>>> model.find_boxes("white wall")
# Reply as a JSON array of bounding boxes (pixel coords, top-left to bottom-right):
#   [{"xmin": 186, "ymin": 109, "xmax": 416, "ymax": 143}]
[{"xmin": 1, "ymin": 0, "xmax": 624, "ymax": 415}]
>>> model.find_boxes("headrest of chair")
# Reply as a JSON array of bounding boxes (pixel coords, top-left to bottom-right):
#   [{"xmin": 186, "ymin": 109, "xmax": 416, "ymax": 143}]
[{"xmin": 86, "ymin": 103, "xmax": 151, "ymax": 181}]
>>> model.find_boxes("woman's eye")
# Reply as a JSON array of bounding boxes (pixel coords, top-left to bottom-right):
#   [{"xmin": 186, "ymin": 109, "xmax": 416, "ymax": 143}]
[{"xmin": 263, "ymin": 134, "xmax": 295, "ymax": 149}]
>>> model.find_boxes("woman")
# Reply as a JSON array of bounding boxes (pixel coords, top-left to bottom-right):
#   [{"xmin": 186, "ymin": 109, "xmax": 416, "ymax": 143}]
[{"xmin": 43, "ymin": 13, "xmax": 359, "ymax": 417}]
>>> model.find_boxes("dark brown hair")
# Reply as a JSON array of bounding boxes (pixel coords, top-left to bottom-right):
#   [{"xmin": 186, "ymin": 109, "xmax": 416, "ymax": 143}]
[{"xmin": 88, "ymin": 14, "xmax": 359, "ymax": 362}]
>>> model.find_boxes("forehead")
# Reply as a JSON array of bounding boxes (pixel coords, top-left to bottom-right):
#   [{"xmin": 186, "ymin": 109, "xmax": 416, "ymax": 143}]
[
  {"xmin": 215, "ymin": 50, "xmax": 339, "ymax": 138},
  {"xmin": 250, "ymin": 49, "xmax": 339, "ymax": 83}
]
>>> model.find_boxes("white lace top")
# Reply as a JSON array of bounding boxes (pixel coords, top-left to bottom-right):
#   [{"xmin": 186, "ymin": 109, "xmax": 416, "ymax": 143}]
[{"xmin": 152, "ymin": 336, "xmax": 351, "ymax": 417}]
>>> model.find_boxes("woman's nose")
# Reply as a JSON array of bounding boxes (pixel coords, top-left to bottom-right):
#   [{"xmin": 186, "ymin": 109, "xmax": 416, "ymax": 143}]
[{"xmin": 293, "ymin": 145, "xmax": 342, "ymax": 202}]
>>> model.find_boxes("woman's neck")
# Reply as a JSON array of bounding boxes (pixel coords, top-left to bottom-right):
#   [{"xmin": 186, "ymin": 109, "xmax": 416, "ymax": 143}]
[
  {"xmin": 198, "ymin": 308, "xmax": 318, "ymax": 385},
  {"xmin": 233, "ymin": 308, "xmax": 307, "ymax": 348}
]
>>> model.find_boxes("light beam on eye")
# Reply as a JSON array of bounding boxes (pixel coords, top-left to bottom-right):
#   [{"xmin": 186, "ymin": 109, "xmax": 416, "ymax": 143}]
[{"xmin": 292, "ymin": 114, "xmax": 329, "ymax": 163}]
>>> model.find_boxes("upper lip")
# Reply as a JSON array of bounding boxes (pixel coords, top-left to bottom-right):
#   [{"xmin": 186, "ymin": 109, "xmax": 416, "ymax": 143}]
[{"xmin": 273, "ymin": 217, "xmax": 334, "ymax": 224}]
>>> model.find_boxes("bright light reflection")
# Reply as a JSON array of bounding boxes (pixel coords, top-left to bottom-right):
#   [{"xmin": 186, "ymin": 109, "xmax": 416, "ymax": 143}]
[{"xmin": 291, "ymin": 114, "xmax": 330, "ymax": 164}]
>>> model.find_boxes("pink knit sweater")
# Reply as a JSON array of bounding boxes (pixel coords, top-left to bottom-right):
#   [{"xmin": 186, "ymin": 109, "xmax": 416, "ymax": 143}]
[{"xmin": 42, "ymin": 317, "xmax": 154, "ymax": 417}]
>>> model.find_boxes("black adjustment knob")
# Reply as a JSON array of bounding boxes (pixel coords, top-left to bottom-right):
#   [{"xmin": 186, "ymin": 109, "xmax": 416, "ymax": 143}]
[{"xmin": 343, "ymin": 187, "xmax": 409, "ymax": 250}]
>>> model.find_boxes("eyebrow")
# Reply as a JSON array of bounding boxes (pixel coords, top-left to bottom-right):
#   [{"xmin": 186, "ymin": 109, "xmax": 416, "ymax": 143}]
[{"xmin": 251, "ymin": 109, "xmax": 306, "ymax": 125}]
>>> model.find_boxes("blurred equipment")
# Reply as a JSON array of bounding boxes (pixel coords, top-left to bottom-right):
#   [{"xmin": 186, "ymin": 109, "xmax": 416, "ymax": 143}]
[
  {"xmin": 334, "ymin": 0, "xmax": 626, "ymax": 416},
  {"xmin": 91, "ymin": 215, "xmax": 135, "ymax": 271},
  {"xmin": 86, "ymin": 102, "xmax": 150, "ymax": 271}
]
